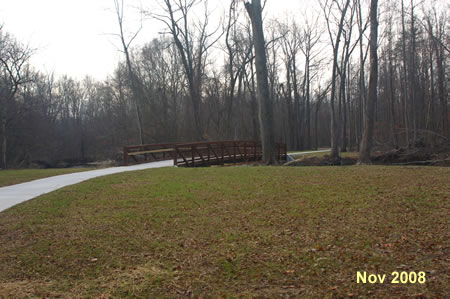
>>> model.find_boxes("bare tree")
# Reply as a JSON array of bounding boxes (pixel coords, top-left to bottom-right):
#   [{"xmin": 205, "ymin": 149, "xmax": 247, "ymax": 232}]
[
  {"xmin": 2, "ymin": 0, "xmax": 449, "ymax": 169},
  {"xmin": 300, "ymin": 17, "xmax": 323, "ymax": 150},
  {"xmin": 278, "ymin": 20, "xmax": 300, "ymax": 150},
  {"xmin": 322, "ymin": 0, "xmax": 352, "ymax": 161},
  {"xmin": 400, "ymin": 0, "xmax": 410, "ymax": 145},
  {"xmin": 153, "ymin": 0, "xmax": 221, "ymax": 140},
  {"xmin": 224, "ymin": 0, "xmax": 252, "ymax": 139},
  {"xmin": 245, "ymin": 0, "xmax": 276, "ymax": 164},
  {"xmin": 0, "ymin": 27, "xmax": 33, "ymax": 169},
  {"xmin": 355, "ymin": 0, "xmax": 369, "ymax": 147},
  {"xmin": 113, "ymin": 0, "xmax": 145, "ymax": 144},
  {"xmin": 243, "ymin": 49, "xmax": 260, "ymax": 141},
  {"xmin": 409, "ymin": 0, "xmax": 418, "ymax": 142},
  {"xmin": 336, "ymin": 3, "xmax": 359, "ymax": 152},
  {"xmin": 358, "ymin": 0, "xmax": 379, "ymax": 164},
  {"xmin": 426, "ymin": 8, "xmax": 449, "ymax": 137},
  {"xmin": 385, "ymin": 5, "xmax": 398, "ymax": 147},
  {"xmin": 139, "ymin": 37, "xmax": 183, "ymax": 142}
]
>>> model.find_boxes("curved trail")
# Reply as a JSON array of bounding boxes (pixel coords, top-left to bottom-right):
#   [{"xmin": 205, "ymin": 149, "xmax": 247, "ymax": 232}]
[{"xmin": 0, "ymin": 160, "xmax": 173, "ymax": 213}]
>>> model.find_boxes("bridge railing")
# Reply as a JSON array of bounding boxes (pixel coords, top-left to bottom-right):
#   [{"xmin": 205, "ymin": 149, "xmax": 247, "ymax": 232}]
[
  {"xmin": 124, "ymin": 140, "xmax": 287, "ymax": 167},
  {"xmin": 174, "ymin": 140, "xmax": 287, "ymax": 167}
]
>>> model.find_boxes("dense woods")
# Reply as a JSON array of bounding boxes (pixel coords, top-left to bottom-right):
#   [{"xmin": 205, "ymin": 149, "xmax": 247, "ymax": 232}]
[{"xmin": 0, "ymin": 0, "xmax": 448, "ymax": 168}]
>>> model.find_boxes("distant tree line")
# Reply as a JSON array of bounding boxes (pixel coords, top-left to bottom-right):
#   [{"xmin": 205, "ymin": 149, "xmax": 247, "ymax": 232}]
[{"xmin": 0, "ymin": 0, "xmax": 448, "ymax": 168}]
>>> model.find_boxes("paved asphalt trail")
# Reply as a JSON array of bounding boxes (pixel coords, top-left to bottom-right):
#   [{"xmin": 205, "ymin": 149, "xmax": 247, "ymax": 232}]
[
  {"xmin": 0, "ymin": 160, "xmax": 173, "ymax": 213},
  {"xmin": 287, "ymin": 149, "xmax": 331, "ymax": 161}
]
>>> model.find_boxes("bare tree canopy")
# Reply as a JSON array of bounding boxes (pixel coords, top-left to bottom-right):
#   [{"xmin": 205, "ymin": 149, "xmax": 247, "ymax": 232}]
[
  {"xmin": 0, "ymin": 0, "xmax": 448, "ymax": 168},
  {"xmin": 0, "ymin": 28, "xmax": 33, "ymax": 169}
]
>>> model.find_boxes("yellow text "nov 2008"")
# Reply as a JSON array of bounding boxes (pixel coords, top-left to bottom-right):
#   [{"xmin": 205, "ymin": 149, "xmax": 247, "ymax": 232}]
[{"xmin": 357, "ymin": 271, "xmax": 426, "ymax": 284}]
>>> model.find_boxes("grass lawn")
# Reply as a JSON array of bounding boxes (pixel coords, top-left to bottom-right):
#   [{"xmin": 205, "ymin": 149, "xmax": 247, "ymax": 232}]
[
  {"xmin": 0, "ymin": 166, "xmax": 448, "ymax": 297},
  {"xmin": 0, "ymin": 168, "xmax": 92, "ymax": 188}
]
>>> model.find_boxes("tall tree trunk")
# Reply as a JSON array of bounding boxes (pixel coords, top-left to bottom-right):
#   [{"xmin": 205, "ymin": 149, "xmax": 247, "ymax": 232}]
[
  {"xmin": 124, "ymin": 44, "xmax": 145, "ymax": 145},
  {"xmin": 388, "ymin": 57, "xmax": 398, "ymax": 148},
  {"xmin": 401, "ymin": 0, "xmax": 410, "ymax": 145},
  {"xmin": 305, "ymin": 55, "xmax": 311, "ymax": 150},
  {"xmin": 190, "ymin": 87, "xmax": 203, "ymax": 140},
  {"xmin": 281, "ymin": 60, "xmax": 295, "ymax": 149},
  {"xmin": 314, "ymin": 93, "xmax": 323, "ymax": 150},
  {"xmin": 235, "ymin": 72, "xmax": 244, "ymax": 139},
  {"xmin": 348, "ymin": 62, "xmax": 354, "ymax": 150},
  {"xmin": 358, "ymin": 0, "xmax": 379, "ymax": 164},
  {"xmin": 0, "ymin": 94, "xmax": 6, "ymax": 169},
  {"xmin": 427, "ymin": 36, "xmax": 435, "ymax": 131},
  {"xmin": 434, "ymin": 38, "xmax": 448, "ymax": 137},
  {"xmin": 409, "ymin": 0, "xmax": 417, "ymax": 142},
  {"xmin": 356, "ymin": 0, "xmax": 366, "ymax": 148},
  {"xmin": 387, "ymin": 21, "xmax": 398, "ymax": 148},
  {"xmin": 292, "ymin": 55, "xmax": 301, "ymax": 150},
  {"xmin": 1, "ymin": 115, "xmax": 6, "ymax": 169},
  {"xmin": 246, "ymin": 58, "xmax": 260, "ymax": 141},
  {"xmin": 245, "ymin": 0, "xmax": 276, "ymax": 164},
  {"xmin": 342, "ymin": 77, "xmax": 348, "ymax": 152}
]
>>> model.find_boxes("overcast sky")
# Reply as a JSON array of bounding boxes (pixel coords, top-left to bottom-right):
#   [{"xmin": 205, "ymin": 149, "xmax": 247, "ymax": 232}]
[{"xmin": 1, "ymin": 0, "xmax": 312, "ymax": 80}]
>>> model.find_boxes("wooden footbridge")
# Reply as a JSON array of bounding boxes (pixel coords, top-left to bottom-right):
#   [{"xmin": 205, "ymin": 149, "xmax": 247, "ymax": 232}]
[{"xmin": 123, "ymin": 140, "xmax": 287, "ymax": 167}]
